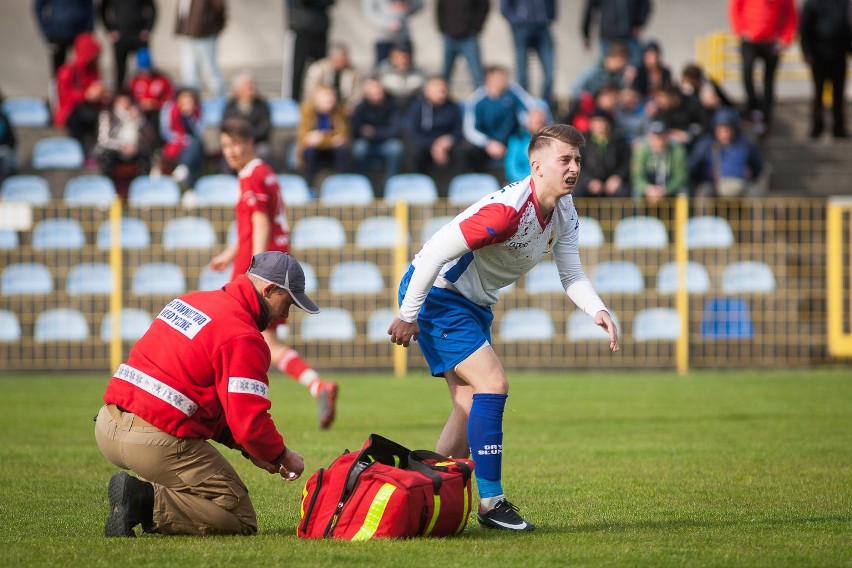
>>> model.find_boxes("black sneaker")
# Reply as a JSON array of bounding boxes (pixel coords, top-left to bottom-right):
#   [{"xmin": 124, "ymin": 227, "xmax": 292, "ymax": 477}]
[
  {"xmin": 105, "ymin": 471, "xmax": 154, "ymax": 537},
  {"xmin": 316, "ymin": 381, "xmax": 339, "ymax": 430},
  {"xmin": 477, "ymin": 499, "xmax": 536, "ymax": 532}
]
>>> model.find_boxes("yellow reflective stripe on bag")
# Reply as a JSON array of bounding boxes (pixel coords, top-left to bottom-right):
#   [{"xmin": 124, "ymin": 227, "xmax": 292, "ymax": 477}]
[
  {"xmin": 422, "ymin": 495, "xmax": 441, "ymax": 536},
  {"xmin": 350, "ymin": 483, "xmax": 397, "ymax": 541},
  {"xmin": 455, "ymin": 485, "xmax": 470, "ymax": 535}
]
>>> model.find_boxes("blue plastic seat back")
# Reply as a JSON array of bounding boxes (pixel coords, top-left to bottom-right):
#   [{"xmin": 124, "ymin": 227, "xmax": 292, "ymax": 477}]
[
  {"xmin": 32, "ymin": 137, "xmax": 84, "ymax": 170},
  {"xmin": 614, "ymin": 216, "xmax": 669, "ymax": 250},
  {"xmin": 0, "ymin": 175, "xmax": 51, "ymax": 205},
  {"xmin": 525, "ymin": 261, "xmax": 563, "ymax": 294},
  {"xmin": 722, "ymin": 261, "xmax": 776, "ymax": 294},
  {"xmin": 277, "ymin": 174, "xmax": 313, "ymax": 205},
  {"xmin": 578, "ymin": 216, "xmax": 605, "ymax": 249},
  {"xmin": 499, "ymin": 308, "xmax": 555, "ymax": 342},
  {"xmin": 656, "ymin": 261, "xmax": 711, "ymax": 295},
  {"xmin": 0, "ymin": 310, "xmax": 22, "ymax": 342},
  {"xmin": 194, "ymin": 174, "xmax": 239, "ymax": 206},
  {"xmin": 2, "ymin": 97, "xmax": 50, "ymax": 127},
  {"xmin": 384, "ymin": 174, "xmax": 438, "ymax": 205},
  {"xmin": 633, "ymin": 307, "xmax": 681, "ymax": 341},
  {"xmin": 367, "ymin": 308, "xmax": 397, "ymax": 342},
  {"xmin": 701, "ymin": 297, "xmax": 754, "ymax": 339},
  {"xmin": 66, "ymin": 263, "xmax": 114, "ymax": 295},
  {"xmin": 96, "ymin": 218, "xmax": 151, "ymax": 250},
  {"xmin": 329, "ymin": 261, "xmax": 384, "ymax": 295},
  {"xmin": 162, "ymin": 216, "xmax": 217, "ymax": 250},
  {"xmin": 34, "ymin": 308, "xmax": 89, "ymax": 342},
  {"xmin": 301, "ymin": 308, "xmax": 356, "ymax": 341},
  {"xmin": 356, "ymin": 216, "xmax": 403, "ymax": 249},
  {"xmin": 269, "ymin": 97, "xmax": 300, "ymax": 128},
  {"xmin": 448, "ymin": 173, "xmax": 500, "ymax": 206},
  {"xmin": 687, "ymin": 216, "xmax": 735, "ymax": 249},
  {"xmin": 100, "ymin": 308, "xmax": 153, "ymax": 341},
  {"xmin": 64, "ymin": 175, "xmax": 116, "ymax": 207},
  {"xmin": 132, "ymin": 263, "xmax": 187, "ymax": 296},
  {"xmin": 592, "ymin": 261, "xmax": 644, "ymax": 294},
  {"xmin": 320, "ymin": 174, "xmax": 374, "ymax": 205},
  {"xmin": 32, "ymin": 218, "xmax": 85, "ymax": 250},
  {"xmin": 292, "ymin": 216, "xmax": 346, "ymax": 249},
  {"xmin": 128, "ymin": 176, "xmax": 181, "ymax": 206},
  {"xmin": 2, "ymin": 263, "xmax": 53, "ymax": 295}
]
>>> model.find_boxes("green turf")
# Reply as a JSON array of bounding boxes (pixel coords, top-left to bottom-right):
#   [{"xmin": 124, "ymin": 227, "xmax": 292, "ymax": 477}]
[{"xmin": 0, "ymin": 369, "xmax": 850, "ymax": 567}]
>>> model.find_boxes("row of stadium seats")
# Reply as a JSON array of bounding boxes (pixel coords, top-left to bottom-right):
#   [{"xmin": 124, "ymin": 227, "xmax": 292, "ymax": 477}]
[
  {"xmin": 2, "ymin": 212, "xmax": 739, "ymax": 252},
  {"xmin": 0, "ymin": 302, "xmax": 755, "ymax": 344},
  {"xmin": 1, "ymin": 258, "xmax": 777, "ymax": 298}
]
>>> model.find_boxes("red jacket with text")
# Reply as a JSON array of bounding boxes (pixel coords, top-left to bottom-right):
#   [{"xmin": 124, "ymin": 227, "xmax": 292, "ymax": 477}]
[
  {"xmin": 103, "ymin": 276, "xmax": 287, "ymax": 464},
  {"xmin": 729, "ymin": 0, "xmax": 798, "ymax": 46}
]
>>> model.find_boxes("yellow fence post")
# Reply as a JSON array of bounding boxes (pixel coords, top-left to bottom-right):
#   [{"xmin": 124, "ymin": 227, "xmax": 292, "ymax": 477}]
[
  {"xmin": 675, "ymin": 194, "xmax": 689, "ymax": 375},
  {"xmin": 827, "ymin": 197, "xmax": 852, "ymax": 357},
  {"xmin": 392, "ymin": 200, "xmax": 409, "ymax": 377},
  {"xmin": 109, "ymin": 198, "xmax": 123, "ymax": 373}
]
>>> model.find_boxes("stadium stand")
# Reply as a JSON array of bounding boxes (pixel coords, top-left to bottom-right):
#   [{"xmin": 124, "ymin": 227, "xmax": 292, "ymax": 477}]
[
  {"xmin": 447, "ymin": 173, "xmax": 500, "ymax": 206},
  {"xmin": 578, "ymin": 216, "xmax": 605, "ymax": 248},
  {"xmin": 194, "ymin": 174, "xmax": 238, "ymax": 206},
  {"xmin": 291, "ymin": 216, "xmax": 346, "ymax": 249},
  {"xmin": 301, "ymin": 308, "xmax": 356, "ymax": 341},
  {"xmin": 367, "ymin": 308, "xmax": 397, "ymax": 342},
  {"xmin": 384, "ymin": 174, "xmax": 438, "ymax": 205},
  {"xmin": 128, "ymin": 176, "xmax": 182, "ymax": 207},
  {"xmin": 614, "ymin": 216, "xmax": 669, "ymax": 250},
  {"xmin": 687, "ymin": 216, "xmax": 735, "ymax": 249},
  {"xmin": 701, "ymin": 297, "xmax": 754, "ymax": 340},
  {"xmin": 96, "ymin": 218, "xmax": 151, "ymax": 250},
  {"xmin": 300, "ymin": 262, "xmax": 319, "ymax": 293},
  {"xmin": 269, "ymin": 97, "xmax": 301, "ymax": 129},
  {"xmin": 356, "ymin": 216, "xmax": 403, "ymax": 249},
  {"xmin": 63, "ymin": 175, "xmax": 117, "ymax": 207},
  {"xmin": 0, "ymin": 229, "xmax": 18, "ymax": 249},
  {"xmin": 499, "ymin": 308, "xmax": 555, "ymax": 342},
  {"xmin": 277, "ymin": 174, "xmax": 313, "ymax": 205},
  {"xmin": 66, "ymin": 263, "xmax": 114, "ymax": 296},
  {"xmin": 319, "ymin": 173, "xmax": 374, "ymax": 205},
  {"xmin": 197, "ymin": 265, "xmax": 231, "ymax": 291},
  {"xmin": 201, "ymin": 96, "xmax": 227, "ymax": 128},
  {"xmin": 34, "ymin": 308, "xmax": 89, "ymax": 342},
  {"xmin": 655, "ymin": 261, "xmax": 711, "ymax": 295},
  {"xmin": 567, "ymin": 310, "xmax": 621, "ymax": 342},
  {"xmin": 31, "ymin": 137, "xmax": 84, "ymax": 170},
  {"xmin": 329, "ymin": 261, "xmax": 385, "ymax": 295},
  {"xmin": 0, "ymin": 175, "xmax": 51, "ymax": 205},
  {"xmin": 525, "ymin": 261, "xmax": 563, "ymax": 294},
  {"xmin": 420, "ymin": 216, "xmax": 454, "ymax": 245},
  {"xmin": 162, "ymin": 216, "xmax": 218, "ymax": 250},
  {"xmin": 591, "ymin": 261, "xmax": 645, "ymax": 294},
  {"xmin": 722, "ymin": 261, "xmax": 776, "ymax": 294},
  {"xmin": 132, "ymin": 262, "xmax": 187, "ymax": 296},
  {"xmin": 31, "ymin": 218, "xmax": 86, "ymax": 250},
  {"xmin": 1, "ymin": 96, "xmax": 50, "ymax": 127},
  {"xmin": 2, "ymin": 263, "xmax": 53, "ymax": 295},
  {"xmin": 100, "ymin": 308, "xmax": 153, "ymax": 342},
  {"xmin": 633, "ymin": 307, "xmax": 681, "ymax": 341},
  {"xmin": 0, "ymin": 310, "xmax": 22, "ymax": 342}
]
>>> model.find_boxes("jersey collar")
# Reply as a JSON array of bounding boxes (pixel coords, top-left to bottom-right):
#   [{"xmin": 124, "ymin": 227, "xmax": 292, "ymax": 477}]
[
  {"xmin": 238, "ymin": 158, "xmax": 263, "ymax": 179},
  {"xmin": 529, "ymin": 177, "xmax": 552, "ymax": 229}
]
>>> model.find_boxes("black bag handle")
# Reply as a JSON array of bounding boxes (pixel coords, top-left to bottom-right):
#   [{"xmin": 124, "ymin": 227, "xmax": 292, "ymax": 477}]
[{"xmin": 408, "ymin": 450, "xmax": 473, "ymax": 487}]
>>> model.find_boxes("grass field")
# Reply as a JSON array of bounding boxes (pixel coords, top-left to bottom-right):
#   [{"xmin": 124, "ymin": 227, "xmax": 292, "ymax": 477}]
[{"xmin": 1, "ymin": 369, "xmax": 850, "ymax": 567}]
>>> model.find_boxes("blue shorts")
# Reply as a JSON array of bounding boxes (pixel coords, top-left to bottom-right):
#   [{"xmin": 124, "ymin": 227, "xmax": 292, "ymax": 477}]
[{"xmin": 398, "ymin": 265, "xmax": 493, "ymax": 377}]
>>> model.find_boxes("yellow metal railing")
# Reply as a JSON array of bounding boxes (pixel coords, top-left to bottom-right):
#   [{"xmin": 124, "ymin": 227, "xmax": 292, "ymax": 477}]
[{"xmin": 827, "ymin": 197, "xmax": 852, "ymax": 357}]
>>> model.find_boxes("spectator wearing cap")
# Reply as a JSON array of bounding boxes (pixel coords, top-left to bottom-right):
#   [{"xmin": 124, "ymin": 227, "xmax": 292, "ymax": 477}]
[
  {"xmin": 129, "ymin": 48, "xmax": 174, "ymax": 143},
  {"xmin": 303, "ymin": 43, "xmax": 364, "ymax": 113},
  {"xmin": 575, "ymin": 109, "xmax": 631, "ymax": 197},
  {"xmin": 363, "ymin": 0, "xmax": 424, "ymax": 66},
  {"xmin": 500, "ymin": 0, "xmax": 556, "ymax": 107},
  {"xmin": 100, "ymin": 0, "xmax": 156, "ymax": 89},
  {"xmin": 504, "ymin": 106, "xmax": 549, "ymax": 183},
  {"xmin": 222, "ymin": 73, "xmax": 272, "ymax": 161},
  {"xmin": 631, "ymin": 120, "xmax": 688, "ymax": 204},
  {"xmin": 377, "ymin": 41, "xmax": 425, "ymax": 111},
  {"xmin": 581, "ymin": 0, "xmax": 653, "ymax": 67},
  {"xmin": 630, "ymin": 40, "xmax": 672, "ymax": 100},
  {"xmin": 689, "ymin": 106, "xmax": 764, "ymax": 198},
  {"xmin": 437, "ymin": 0, "xmax": 489, "ymax": 89},
  {"xmin": 34, "ymin": 0, "xmax": 95, "ymax": 76}
]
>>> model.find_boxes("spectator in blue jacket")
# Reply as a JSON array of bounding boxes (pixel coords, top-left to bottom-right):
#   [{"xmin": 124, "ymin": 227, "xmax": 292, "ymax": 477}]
[
  {"xmin": 500, "ymin": 0, "xmax": 556, "ymax": 107},
  {"xmin": 581, "ymin": 0, "xmax": 653, "ymax": 67},
  {"xmin": 689, "ymin": 106, "xmax": 764, "ymax": 197},
  {"xmin": 351, "ymin": 77, "xmax": 404, "ymax": 184},
  {"xmin": 462, "ymin": 65, "xmax": 536, "ymax": 174},
  {"xmin": 403, "ymin": 76, "xmax": 464, "ymax": 194},
  {"xmin": 34, "ymin": 0, "xmax": 95, "ymax": 76}
]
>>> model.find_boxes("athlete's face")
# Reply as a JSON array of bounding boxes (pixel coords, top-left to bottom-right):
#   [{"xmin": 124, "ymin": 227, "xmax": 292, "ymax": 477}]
[
  {"xmin": 533, "ymin": 139, "xmax": 582, "ymax": 197},
  {"xmin": 220, "ymin": 133, "xmax": 253, "ymax": 171}
]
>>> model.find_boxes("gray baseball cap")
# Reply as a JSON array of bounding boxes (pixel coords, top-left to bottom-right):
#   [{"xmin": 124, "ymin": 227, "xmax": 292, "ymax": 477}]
[{"xmin": 247, "ymin": 252, "xmax": 320, "ymax": 314}]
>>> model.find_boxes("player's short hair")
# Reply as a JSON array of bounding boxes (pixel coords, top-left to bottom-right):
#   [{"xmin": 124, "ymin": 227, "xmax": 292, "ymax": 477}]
[
  {"xmin": 528, "ymin": 124, "xmax": 586, "ymax": 156},
  {"xmin": 220, "ymin": 117, "xmax": 254, "ymax": 142}
]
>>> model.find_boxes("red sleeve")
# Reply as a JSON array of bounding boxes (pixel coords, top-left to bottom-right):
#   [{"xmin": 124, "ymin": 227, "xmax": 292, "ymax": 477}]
[
  {"xmin": 458, "ymin": 203, "xmax": 520, "ymax": 250},
  {"xmin": 218, "ymin": 335, "xmax": 286, "ymax": 464},
  {"xmin": 778, "ymin": 0, "xmax": 798, "ymax": 45},
  {"xmin": 240, "ymin": 171, "xmax": 271, "ymax": 216}
]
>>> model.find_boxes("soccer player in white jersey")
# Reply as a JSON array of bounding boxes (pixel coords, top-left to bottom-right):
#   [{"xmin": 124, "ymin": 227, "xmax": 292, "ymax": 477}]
[{"xmin": 388, "ymin": 124, "xmax": 620, "ymax": 532}]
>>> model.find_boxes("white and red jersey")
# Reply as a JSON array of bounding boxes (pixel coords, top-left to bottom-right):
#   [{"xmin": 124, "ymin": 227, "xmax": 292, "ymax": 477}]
[
  {"xmin": 103, "ymin": 276, "xmax": 288, "ymax": 464},
  {"xmin": 399, "ymin": 176, "xmax": 608, "ymax": 322},
  {"xmin": 231, "ymin": 159, "xmax": 290, "ymax": 280}
]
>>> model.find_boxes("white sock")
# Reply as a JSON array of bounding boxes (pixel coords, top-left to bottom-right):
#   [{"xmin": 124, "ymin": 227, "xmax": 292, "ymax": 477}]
[
  {"xmin": 301, "ymin": 369, "xmax": 321, "ymax": 393},
  {"xmin": 480, "ymin": 494, "xmax": 505, "ymax": 513}
]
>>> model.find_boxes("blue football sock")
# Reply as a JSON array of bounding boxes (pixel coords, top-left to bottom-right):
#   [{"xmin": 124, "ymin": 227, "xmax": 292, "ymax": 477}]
[{"xmin": 468, "ymin": 392, "xmax": 507, "ymax": 499}]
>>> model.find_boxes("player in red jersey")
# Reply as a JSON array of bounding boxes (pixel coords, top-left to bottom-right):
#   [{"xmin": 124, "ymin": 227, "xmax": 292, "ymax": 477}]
[{"xmin": 210, "ymin": 118, "xmax": 339, "ymax": 429}]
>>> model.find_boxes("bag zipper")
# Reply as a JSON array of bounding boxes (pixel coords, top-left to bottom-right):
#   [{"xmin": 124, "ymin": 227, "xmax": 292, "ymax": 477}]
[
  {"xmin": 323, "ymin": 459, "xmax": 372, "ymax": 537},
  {"xmin": 300, "ymin": 468, "xmax": 324, "ymax": 535}
]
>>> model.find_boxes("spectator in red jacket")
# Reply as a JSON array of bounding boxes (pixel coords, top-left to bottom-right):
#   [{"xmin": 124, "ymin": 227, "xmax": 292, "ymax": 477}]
[
  {"xmin": 729, "ymin": 0, "xmax": 798, "ymax": 134},
  {"xmin": 128, "ymin": 48, "xmax": 173, "ymax": 141},
  {"xmin": 55, "ymin": 32, "xmax": 108, "ymax": 159},
  {"xmin": 95, "ymin": 251, "xmax": 314, "ymax": 537}
]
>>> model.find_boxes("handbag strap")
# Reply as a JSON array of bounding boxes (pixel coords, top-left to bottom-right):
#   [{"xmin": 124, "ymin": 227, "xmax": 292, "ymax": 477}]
[{"xmin": 408, "ymin": 450, "xmax": 473, "ymax": 488}]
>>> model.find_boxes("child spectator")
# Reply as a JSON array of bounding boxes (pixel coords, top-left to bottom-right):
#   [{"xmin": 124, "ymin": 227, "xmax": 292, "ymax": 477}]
[
  {"xmin": 377, "ymin": 42, "xmax": 425, "ymax": 111},
  {"xmin": 575, "ymin": 109, "xmax": 631, "ymax": 197},
  {"xmin": 96, "ymin": 90, "xmax": 155, "ymax": 184},
  {"xmin": 351, "ymin": 77, "xmax": 404, "ymax": 184},
  {"xmin": 363, "ymin": 0, "xmax": 423, "ymax": 65},
  {"xmin": 504, "ymin": 106, "xmax": 548, "ymax": 183},
  {"xmin": 222, "ymin": 73, "xmax": 272, "ymax": 160},
  {"xmin": 631, "ymin": 121, "xmax": 688, "ymax": 204},
  {"xmin": 296, "ymin": 84, "xmax": 349, "ymax": 188},
  {"xmin": 160, "ymin": 88, "xmax": 204, "ymax": 188}
]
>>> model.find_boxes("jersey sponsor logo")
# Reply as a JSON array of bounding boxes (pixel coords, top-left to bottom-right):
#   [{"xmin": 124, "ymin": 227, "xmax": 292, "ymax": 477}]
[
  {"xmin": 156, "ymin": 299, "xmax": 212, "ymax": 340},
  {"xmin": 114, "ymin": 364, "xmax": 199, "ymax": 416},
  {"xmin": 228, "ymin": 377, "xmax": 269, "ymax": 399}
]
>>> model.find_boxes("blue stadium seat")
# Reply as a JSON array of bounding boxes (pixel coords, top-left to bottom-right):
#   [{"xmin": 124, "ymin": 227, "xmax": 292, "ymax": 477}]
[
  {"xmin": 2, "ymin": 96, "xmax": 50, "ymax": 127},
  {"xmin": 194, "ymin": 174, "xmax": 238, "ymax": 206},
  {"xmin": 201, "ymin": 96, "xmax": 227, "ymax": 127},
  {"xmin": 367, "ymin": 308, "xmax": 396, "ymax": 342},
  {"xmin": 320, "ymin": 173, "xmax": 374, "ymax": 205},
  {"xmin": 687, "ymin": 216, "xmax": 734, "ymax": 249},
  {"xmin": 66, "ymin": 263, "xmax": 114, "ymax": 296},
  {"xmin": 614, "ymin": 216, "xmax": 669, "ymax": 250},
  {"xmin": 277, "ymin": 174, "xmax": 313, "ymax": 205},
  {"xmin": 592, "ymin": 261, "xmax": 644, "ymax": 294},
  {"xmin": 567, "ymin": 310, "xmax": 621, "ymax": 342},
  {"xmin": 31, "ymin": 218, "xmax": 85, "ymax": 250},
  {"xmin": 96, "ymin": 218, "xmax": 151, "ymax": 250},
  {"xmin": 132, "ymin": 263, "xmax": 186, "ymax": 296},
  {"xmin": 722, "ymin": 261, "xmax": 776, "ymax": 294},
  {"xmin": 100, "ymin": 308, "xmax": 153, "ymax": 342},
  {"xmin": 34, "ymin": 308, "xmax": 89, "ymax": 342},
  {"xmin": 0, "ymin": 175, "xmax": 51, "ymax": 205},
  {"xmin": 578, "ymin": 216, "xmax": 605, "ymax": 248},
  {"xmin": 525, "ymin": 261, "xmax": 563, "ymax": 294},
  {"xmin": 2, "ymin": 262, "xmax": 53, "ymax": 295},
  {"xmin": 356, "ymin": 216, "xmax": 404, "ymax": 249},
  {"xmin": 0, "ymin": 229, "xmax": 18, "ymax": 249},
  {"xmin": 128, "ymin": 176, "xmax": 181, "ymax": 206},
  {"xmin": 384, "ymin": 174, "xmax": 438, "ymax": 205},
  {"xmin": 292, "ymin": 216, "xmax": 346, "ymax": 249},
  {"xmin": 701, "ymin": 297, "xmax": 753, "ymax": 339},
  {"xmin": 329, "ymin": 261, "xmax": 384, "ymax": 295},
  {"xmin": 499, "ymin": 308, "xmax": 555, "ymax": 342},
  {"xmin": 162, "ymin": 216, "xmax": 218, "ymax": 250},
  {"xmin": 0, "ymin": 310, "xmax": 22, "ymax": 342},
  {"xmin": 420, "ymin": 216, "xmax": 453, "ymax": 244},
  {"xmin": 32, "ymin": 137, "xmax": 84, "ymax": 170},
  {"xmin": 197, "ymin": 266, "xmax": 232, "ymax": 291},
  {"xmin": 633, "ymin": 307, "xmax": 681, "ymax": 341},
  {"xmin": 301, "ymin": 308, "xmax": 356, "ymax": 341},
  {"xmin": 656, "ymin": 261, "xmax": 711, "ymax": 295},
  {"xmin": 448, "ymin": 173, "xmax": 500, "ymax": 206},
  {"xmin": 64, "ymin": 175, "xmax": 116, "ymax": 207},
  {"xmin": 269, "ymin": 97, "xmax": 301, "ymax": 128}
]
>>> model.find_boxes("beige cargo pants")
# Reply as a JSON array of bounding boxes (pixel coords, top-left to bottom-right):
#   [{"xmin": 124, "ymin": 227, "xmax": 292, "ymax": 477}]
[{"xmin": 94, "ymin": 404, "xmax": 258, "ymax": 536}]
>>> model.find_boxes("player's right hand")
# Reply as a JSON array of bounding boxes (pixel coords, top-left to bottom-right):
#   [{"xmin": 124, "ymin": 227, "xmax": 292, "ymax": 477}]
[{"xmin": 388, "ymin": 316, "xmax": 420, "ymax": 348}]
